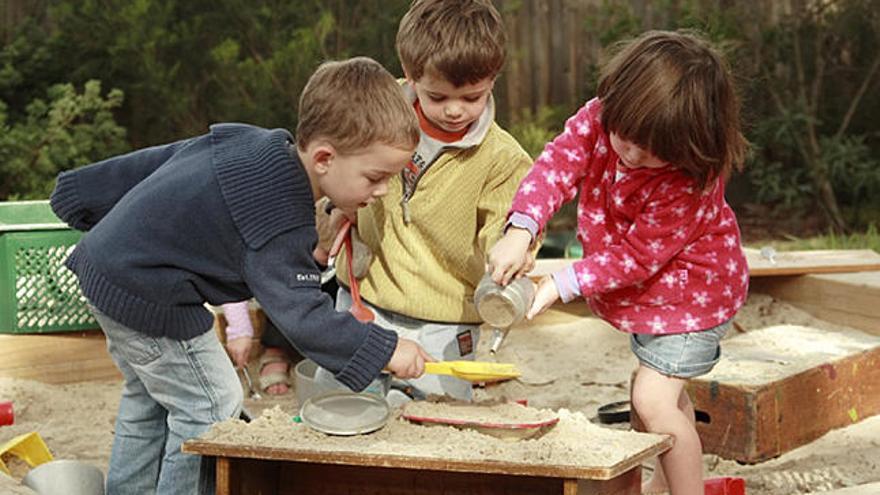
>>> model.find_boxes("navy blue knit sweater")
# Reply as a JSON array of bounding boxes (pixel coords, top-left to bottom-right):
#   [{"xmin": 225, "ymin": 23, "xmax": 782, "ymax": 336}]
[{"xmin": 50, "ymin": 124, "xmax": 397, "ymax": 391}]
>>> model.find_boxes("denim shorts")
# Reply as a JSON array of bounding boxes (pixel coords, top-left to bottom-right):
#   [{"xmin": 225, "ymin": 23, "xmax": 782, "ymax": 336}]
[{"xmin": 630, "ymin": 321, "xmax": 731, "ymax": 378}]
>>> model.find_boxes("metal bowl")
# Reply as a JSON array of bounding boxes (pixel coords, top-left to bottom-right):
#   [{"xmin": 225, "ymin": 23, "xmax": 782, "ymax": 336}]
[{"xmin": 22, "ymin": 460, "xmax": 104, "ymax": 495}]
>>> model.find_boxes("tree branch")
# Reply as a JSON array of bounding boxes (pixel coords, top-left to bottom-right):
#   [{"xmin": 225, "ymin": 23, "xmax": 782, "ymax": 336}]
[{"xmin": 835, "ymin": 52, "xmax": 880, "ymax": 139}]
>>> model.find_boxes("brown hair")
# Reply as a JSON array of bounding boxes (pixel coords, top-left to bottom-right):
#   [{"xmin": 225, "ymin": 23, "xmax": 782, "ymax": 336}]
[
  {"xmin": 296, "ymin": 57, "xmax": 419, "ymax": 154},
  {"xmin": 597, "ymin": 30, "xmax": 747, "ymax": 189},
  {"xmin": 396, "ymin": 0, "xmax": 506, "ymax": 86}
]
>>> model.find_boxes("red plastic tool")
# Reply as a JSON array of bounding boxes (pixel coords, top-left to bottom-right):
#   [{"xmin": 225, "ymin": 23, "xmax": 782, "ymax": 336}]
[{"xmin": 705, "ymin": 476, "xmax": 746, "ymax": 495}]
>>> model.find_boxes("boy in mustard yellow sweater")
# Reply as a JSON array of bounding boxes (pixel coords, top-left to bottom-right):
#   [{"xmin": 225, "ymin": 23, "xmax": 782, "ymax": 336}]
[{"xmin": 316, "ymin": 0, "xmax": 532, "ymax": 402}]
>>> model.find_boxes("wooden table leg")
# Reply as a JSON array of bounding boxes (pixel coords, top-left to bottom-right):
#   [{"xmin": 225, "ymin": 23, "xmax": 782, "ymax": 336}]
[{"xmin": 215, "ymin": 457, "xmax": 232, "ymax": 495}]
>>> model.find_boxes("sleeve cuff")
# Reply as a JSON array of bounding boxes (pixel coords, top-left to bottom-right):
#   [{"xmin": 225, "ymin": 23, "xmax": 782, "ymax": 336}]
[
  {"xmin": 50, "ymin": 171, "xmax": 90, "ymax": 231},
  {"xmin": 505, "ymin": 212, "xmax": 539, "ymax": 242},
  {"xmin": 333, "ymin": 324, "xmax": 398, "ymax": 392},
  {"xmin": 551, "ymin": 265, "xmax": 581, "ymax": 303}
]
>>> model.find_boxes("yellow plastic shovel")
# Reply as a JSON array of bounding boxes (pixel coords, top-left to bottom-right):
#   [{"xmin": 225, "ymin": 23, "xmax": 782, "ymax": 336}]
[
  {"xmin": 424, "ymin": 361, "xmax": 520, "ymax": 383},
  {"xmin": 0, "ymin": 432, "xmax": 53, "ymax": 475}
]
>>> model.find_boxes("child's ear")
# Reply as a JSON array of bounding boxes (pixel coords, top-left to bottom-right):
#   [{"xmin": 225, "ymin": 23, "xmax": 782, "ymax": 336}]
[
  {"xmin": 311, "ymin": 144, "xmax": 335, "ymax": 175},
  {"xmin": 402, "ymin": 67, "xmax": 414, "ymax": 85}
]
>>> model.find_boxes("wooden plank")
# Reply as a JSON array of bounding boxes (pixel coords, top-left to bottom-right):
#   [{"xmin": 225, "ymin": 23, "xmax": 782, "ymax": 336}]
[
  {"xmin": 750, "ymin": 271, "xmax": 880, "ymax": 335},
  {"xmin": 184, "ymin": 436, "xmax": 671, "ymax": 482},
  {"xmin": 0, "ymin": 331, "xmax": 120, "ymax": 383},
  {"xmin": 743, "ymin": 248, "xmax": 880, "ymax": 276},
  {"xmin": 529, "ymin": 249, "xmax": 880, "ymax": 279}
]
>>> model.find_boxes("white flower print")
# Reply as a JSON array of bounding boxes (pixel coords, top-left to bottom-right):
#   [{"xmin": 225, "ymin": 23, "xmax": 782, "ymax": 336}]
[
  {"xmin": 693, "ymin": 291, "xmax": 710, "ymax": 307},
  {"xmin": 681, "ymin": 313, "xmax": 701, "ymax": 331},
  {"xmin": 606, "ymin": 278, "xmax": 620, "ymax": 290},
  {"xmin": 649, "ymin": 296, "xmax": 666, "ymax": 306},
  {"xmin": 589, "ymin": 210, "xmax": 605, "ymax": 225},
  {"xmin": 527, "ymin": 204, "xmax": 543, "ymax": 220},
  {"xmin": 577, "ymin": 121, "xmax": 591, "ymax": 136},
  {"xmin": 579, "ymin": 269, "xmax": 596, "ymax": 287},
  {"xmin": 713, "ymin": 307, "xmax": 730, "ymax": 321},
  {"xmin": 596, "ymin": 253, "xmax": 610, "ymax": 266},
  {"xmin": 621, "ymin": 255, "xmax": 636, "ymax": 273},
  {"xmin": 603, "ymin": 233, "xmax": 614, "ymax": 245},
  {"xmin": 618, "ymin": 318, "xmax": 633, "ymax": 331},
  {"xmin": 521, "ymin": 180, "xmax": 536, "ymax": 195},
  {"xmin": 613, "ymin": 193, "xmax": 624, "ymax": 207},
  {"xmin": 538, "ymin": 149, "xmax": 553, "ymax": 162},
  {"xmin": 559, "ymin": 171, "xmax": 574, "ymax": 185},
  {"xmin": 543, "ymin": 170, "xmax": 559, "ymax": 185},
  {"xmin": 563, "ymin": 148, "xmax": 582, "ymax": 162},
  {"xmin": 723, "ymin": 234, "xmax": 737, "ymax": 248},
  {"xmin": 722, "ymin": 285, "xmax": 733, "ymax": 298},
  {"xmin": 648, "ymin": 316, "xmax": 667, "ymax": 333},
  {"xmin": 725, "ymin": 259, "xmax": 739, "ymax": 275},
  {"xmin": 662, "ymin": 273, "xmax": 678, "ymax": 288},
  {"xmin": 648, "ymin": 239, "xmax": 664, "ymax": 253},
  {"xmin": 673, "ymin": 227, "xmax": 687, "ymax": 240},
  {"xmin": 592, "ymin": 186, "xmax": 601, "ymax": 198},
  {"xmin": 705, "ymin": 271, "xmax": 718, "ymax": 285}
]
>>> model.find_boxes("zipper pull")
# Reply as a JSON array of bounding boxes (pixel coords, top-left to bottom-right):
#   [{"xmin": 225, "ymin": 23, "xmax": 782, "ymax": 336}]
[{"xmin": 402, "ymin": 199, "xmax": 411, "ymax": 225}]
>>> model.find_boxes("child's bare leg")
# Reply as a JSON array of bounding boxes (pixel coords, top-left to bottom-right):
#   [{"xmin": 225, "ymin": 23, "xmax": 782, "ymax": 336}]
[{"xmin": 632, "ymin": 365, "xmax": 703, "ymax": 495}]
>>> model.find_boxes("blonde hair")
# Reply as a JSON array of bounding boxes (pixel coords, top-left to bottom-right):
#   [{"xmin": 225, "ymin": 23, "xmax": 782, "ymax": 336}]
[
  {"xmin": 598, "ymin": 30, "xmax": 747, "ymax": 189},
  {"xmin": 296, "ymin": 57, "xmax": 419, "ymax": 154},
  {"xmin": 397, "ymin": 0, "xmax": 506, "ymax": 86}
]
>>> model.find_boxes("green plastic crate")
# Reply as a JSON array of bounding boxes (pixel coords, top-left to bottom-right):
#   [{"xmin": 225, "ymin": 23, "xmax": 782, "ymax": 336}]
[{"xmin": 0, "ymin": 200, "xmax": 97, "ymax": 333}]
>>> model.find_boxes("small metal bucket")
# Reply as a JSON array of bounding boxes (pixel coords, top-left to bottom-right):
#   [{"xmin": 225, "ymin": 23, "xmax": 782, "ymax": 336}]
[
  {"xmin": 22, "ymin": 460, "xmax": 104, "ymax": 495},
  {"xmin": 296, "ymin": 359, "xmax": 390, "ymax": 407},
  {"xmin": 474, "ymin": 273, "xmax": 535, "ymax": 328}
]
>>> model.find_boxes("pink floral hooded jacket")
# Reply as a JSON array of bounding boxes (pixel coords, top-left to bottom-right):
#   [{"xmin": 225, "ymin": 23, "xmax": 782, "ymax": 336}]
[{"xmin": 510, "ymin": 98, "xmax": 748, "ymax": 334}]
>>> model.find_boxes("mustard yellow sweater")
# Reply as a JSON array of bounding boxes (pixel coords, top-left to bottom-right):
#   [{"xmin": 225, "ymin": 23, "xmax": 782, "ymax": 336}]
[{"xmin": 337, "ymin": 123, "xmax": 532, "ymax": 323}]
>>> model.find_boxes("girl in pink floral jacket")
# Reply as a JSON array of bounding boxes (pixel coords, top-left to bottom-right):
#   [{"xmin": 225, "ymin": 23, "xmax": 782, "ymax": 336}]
[{"xmin": 489, "ymin": 30, "xmax": 748, "ymax": 495}]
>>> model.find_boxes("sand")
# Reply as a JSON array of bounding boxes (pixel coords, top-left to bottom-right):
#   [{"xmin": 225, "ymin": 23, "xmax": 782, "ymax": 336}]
[{"xmin": 1, "ymin": 292, "xmax": 879, "ymax": 494}]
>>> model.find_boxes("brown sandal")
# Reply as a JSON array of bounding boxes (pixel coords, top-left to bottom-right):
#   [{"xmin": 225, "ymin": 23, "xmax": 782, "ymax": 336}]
[{"xmin": 258, "ymin": 353, "xmax": 291, "ymax": 394}]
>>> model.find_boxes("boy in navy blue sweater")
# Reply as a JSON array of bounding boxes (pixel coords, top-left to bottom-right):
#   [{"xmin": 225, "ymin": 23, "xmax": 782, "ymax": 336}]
[{"xmin": 50, "ymin": 57, "xmax": 431, "ymax": 495}]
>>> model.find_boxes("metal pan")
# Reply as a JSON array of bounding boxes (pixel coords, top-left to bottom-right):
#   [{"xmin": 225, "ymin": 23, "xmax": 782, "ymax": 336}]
[{"xmin": 299, "ymin": 391, "xmax": 390, "ymax": 436}]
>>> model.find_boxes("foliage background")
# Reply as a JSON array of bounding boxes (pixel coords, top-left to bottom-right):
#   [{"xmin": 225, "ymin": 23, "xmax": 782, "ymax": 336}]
[{"xmin": 1, "ymin": 0, "xmax": 878, "ymax": 234}]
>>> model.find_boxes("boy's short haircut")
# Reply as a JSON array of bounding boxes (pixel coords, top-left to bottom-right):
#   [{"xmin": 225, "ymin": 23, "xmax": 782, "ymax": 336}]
[
  {"xmin": 297, "ymin": 57, "xmax": 419, "ymax": 154},
  {"xmin": 597, "ymin": 30, "xmax": 747, "ymax": 189},
  {"xmin": 397, "ymin": 0, "xmax": 506, "ymax": 87}
]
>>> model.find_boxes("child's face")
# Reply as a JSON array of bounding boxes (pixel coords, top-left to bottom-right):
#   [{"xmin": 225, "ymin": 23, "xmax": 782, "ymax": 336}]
[
  {"xmin": 318, "ymin": 143, "xmax": 412, "ymax": 215},
  {"xmin": 409, "ymin": 71, "xmax": 494, "ymax": 133},
  {"xmin": 609, "ymin": 133, "xmax": 667, "ymax": 170}
]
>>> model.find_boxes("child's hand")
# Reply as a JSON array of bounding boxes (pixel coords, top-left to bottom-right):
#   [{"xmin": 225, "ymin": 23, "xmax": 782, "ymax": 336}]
[
  {"xmin": 225, "ymin": 336, "xmax": 252, "ymax": 369},
  {"xmin": 526, "ymin": 276, "xmax": 560, "ymax": 320},
  {"xmin": 386, "ymin": 338, "xmax": 433, "ymax": 379},
  {"xmin": 314, "ymin": 201, "xmax": 349, "ymax": 265},
  {"xmin": 487, "ymin": 228, "xmax": 534, "ymax": 285}
]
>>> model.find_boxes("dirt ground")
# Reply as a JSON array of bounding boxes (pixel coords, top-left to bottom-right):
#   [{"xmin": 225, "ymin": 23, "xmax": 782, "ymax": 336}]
[{"xmin": 2, "ymin": 292, "xmax": 879, "ymax": 494}]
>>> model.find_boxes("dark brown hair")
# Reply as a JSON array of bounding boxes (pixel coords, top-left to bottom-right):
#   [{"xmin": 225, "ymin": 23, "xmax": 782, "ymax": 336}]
[
  {"xmin": 396, "ymin": 0, "xmax": 506, "ymax": 86},
  {"xmin": 598, "ymin": 30, "xmax": 747, "ymax": 188},
  {"xmin": 296, "ymin": 57, "xmax": 419, "ymax": 154}
]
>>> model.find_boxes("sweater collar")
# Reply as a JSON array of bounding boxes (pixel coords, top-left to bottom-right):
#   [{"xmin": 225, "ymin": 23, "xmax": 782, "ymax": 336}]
[{"xmin": 211, "ymin": 123, "xmax": 316, "ymax": 249}]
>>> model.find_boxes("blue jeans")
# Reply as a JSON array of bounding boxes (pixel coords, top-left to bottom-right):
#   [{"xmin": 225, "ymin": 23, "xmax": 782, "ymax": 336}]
[
  {"xmin": 92, "ymin": 306, "xmax": 242, "ymax": 495},
  {"xmin": 630, "ymin": 320, "xmax": 731, "ymax": 378}
]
